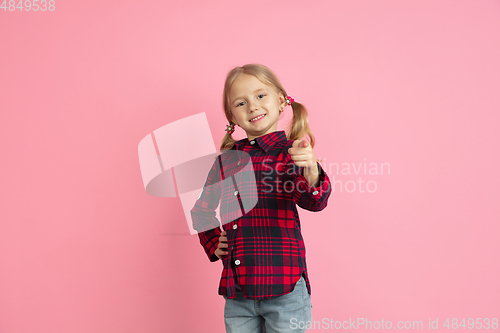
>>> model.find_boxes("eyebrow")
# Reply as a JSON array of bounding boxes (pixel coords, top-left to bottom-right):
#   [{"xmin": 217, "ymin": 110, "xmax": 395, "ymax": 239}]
[{"xmin": 231, "ymin": 88, "xmax": 269, "ymax": 105}]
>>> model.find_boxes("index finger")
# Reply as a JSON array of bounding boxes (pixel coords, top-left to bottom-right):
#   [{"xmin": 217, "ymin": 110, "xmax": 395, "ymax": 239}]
[{"xmin": 288, "ymin": 147, "xmax": 308, "ymax": 155}]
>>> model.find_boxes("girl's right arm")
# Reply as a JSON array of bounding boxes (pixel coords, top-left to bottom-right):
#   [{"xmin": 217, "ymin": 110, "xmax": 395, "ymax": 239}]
[
  {"xmin": 190, "ymin": 155, "xmax": 225, "ymax": 262},
  {"xmin": 214, "ymin": 231, "xmax": 228, "ymax": 260}
]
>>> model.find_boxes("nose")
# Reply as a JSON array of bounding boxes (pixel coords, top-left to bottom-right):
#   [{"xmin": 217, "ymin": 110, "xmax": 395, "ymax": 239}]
[{"xmin": 247, "ymin": 99, "xmax": 259, "ymax": 111}]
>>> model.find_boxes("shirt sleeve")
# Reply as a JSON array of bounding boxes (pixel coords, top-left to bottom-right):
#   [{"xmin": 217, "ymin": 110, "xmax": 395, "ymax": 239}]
[
  {"xmin": 283, "ymin": 143, "xmax": 332, "ymax": 212},
  {"xmin": 190, "ymin": 155, "xmax": 223, "ymax": 262}
]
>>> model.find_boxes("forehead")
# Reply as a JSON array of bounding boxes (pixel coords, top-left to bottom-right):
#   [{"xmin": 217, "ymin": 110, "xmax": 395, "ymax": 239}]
[{"xmin": 230, "ymin": 74, "xmax": 274, "ymax": 99}]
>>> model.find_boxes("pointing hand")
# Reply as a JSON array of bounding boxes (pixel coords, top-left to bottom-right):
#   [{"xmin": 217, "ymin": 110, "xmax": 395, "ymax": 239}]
[
  {"xmin": 288, "ymin": 139, "xmax": 317, "ymax": 169},
  {"xmin": 287, "ymin": 139, "xmax": 320, "ymax": 187}
]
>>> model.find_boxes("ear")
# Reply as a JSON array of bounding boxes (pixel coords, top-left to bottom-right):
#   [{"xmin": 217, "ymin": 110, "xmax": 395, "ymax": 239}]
[{"xmin": 278, "ymin": 93, "xmax": 287, "ymax": 109}]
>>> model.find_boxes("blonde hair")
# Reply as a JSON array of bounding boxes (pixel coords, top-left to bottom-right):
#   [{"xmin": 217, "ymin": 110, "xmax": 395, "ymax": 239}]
[{"xmin": 220, "ymin": 63, "xmax": 316, "ymax": 151}]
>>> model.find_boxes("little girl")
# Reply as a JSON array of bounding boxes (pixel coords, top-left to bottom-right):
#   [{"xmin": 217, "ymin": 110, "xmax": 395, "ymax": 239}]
[{"xmin": 191, "ymin": 64, "xmax": 332, "ymax": 333}]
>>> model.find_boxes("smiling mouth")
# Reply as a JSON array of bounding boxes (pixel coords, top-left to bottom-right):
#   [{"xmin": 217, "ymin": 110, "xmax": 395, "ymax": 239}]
[{"xmin": 249, "ymin": 114, "xmax": 266, "ymax": 122}]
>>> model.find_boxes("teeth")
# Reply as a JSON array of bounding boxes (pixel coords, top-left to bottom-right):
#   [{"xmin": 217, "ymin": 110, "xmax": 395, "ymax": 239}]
[{"xmin": 250, "ymin": 114, "xmax": 265, "ymax": 122}]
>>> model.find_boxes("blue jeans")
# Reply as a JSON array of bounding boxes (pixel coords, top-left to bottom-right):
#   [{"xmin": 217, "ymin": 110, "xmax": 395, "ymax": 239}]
[{"xmin": 223, "ymin": 275, "xmax": 312, "ymax": 333}]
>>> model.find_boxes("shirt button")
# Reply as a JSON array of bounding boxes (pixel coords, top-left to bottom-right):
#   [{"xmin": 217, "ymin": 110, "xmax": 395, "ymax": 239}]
[
  {"xmin": 250, "ymin": 140, "xmax": 255, "ymax": 145},
  {"xmin": 234, "ymin": 191, "xmax": 238, "ymax": 196},
  {"xmin": 233, "ymin": 224, "xmax": 238, "ymax": 229},
  {"xmin": 312, "ymin": 190, "xmax": 319, "ymax": 195},
  {"xmin": 237, "ymin": 161, "xmax": 240, "ymax": 165},
  {"xmin": 235, "ymin": 260, "xmax": 240, "ymax": 265}
]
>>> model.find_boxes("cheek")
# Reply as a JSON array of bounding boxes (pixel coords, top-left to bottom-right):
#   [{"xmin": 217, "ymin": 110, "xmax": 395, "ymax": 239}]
[{"xmin": 232, "ymin": 110, "xmax": 245, "ymax": 122}]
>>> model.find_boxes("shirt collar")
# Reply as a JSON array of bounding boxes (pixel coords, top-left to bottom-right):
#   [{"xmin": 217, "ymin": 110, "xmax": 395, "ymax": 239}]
[{"xmin": 233, "ymin": 130, "xmax": 287, "ymax": 153}]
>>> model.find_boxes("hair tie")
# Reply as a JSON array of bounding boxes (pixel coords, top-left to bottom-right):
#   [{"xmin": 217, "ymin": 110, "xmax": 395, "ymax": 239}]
[
  {"xmin": 286, "ymin": 96, "xmax": 294, "ymax": 105},
  {"xmin": 225, "ymin": 123, "xmax": 235, "ymax": 135}
]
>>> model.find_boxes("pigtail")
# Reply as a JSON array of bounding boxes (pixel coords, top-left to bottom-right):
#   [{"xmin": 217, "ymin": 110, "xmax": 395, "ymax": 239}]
[
  {"xmin": 287, "ymin": 101, "xmax": 316, "ymax": 149},
  {"xmin": 220, "ymin": 121, "xmax": 236, "ymax": 151}
]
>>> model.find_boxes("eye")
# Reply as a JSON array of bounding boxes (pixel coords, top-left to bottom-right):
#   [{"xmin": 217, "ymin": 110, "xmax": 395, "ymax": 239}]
[{"xmin": 235, "ymin": 94, "xmax": 265, "ymax": 107}]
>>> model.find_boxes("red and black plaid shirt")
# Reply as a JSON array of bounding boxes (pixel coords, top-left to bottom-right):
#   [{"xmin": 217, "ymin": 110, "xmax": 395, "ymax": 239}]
[{"xmin": 191, "ymin": 130, "xmax": 331, "ymax": 300}]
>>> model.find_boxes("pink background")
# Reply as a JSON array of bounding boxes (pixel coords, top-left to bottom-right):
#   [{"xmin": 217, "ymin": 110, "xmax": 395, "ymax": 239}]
[{"xmin": 1, "ymin": 1, "xmax": 499, "ymax": 332}]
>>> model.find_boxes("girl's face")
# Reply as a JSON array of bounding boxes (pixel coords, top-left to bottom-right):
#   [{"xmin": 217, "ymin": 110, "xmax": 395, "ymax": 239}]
[{"xmin": 229, "ymin": 74, "xmax": 286, "ymax": 141}]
